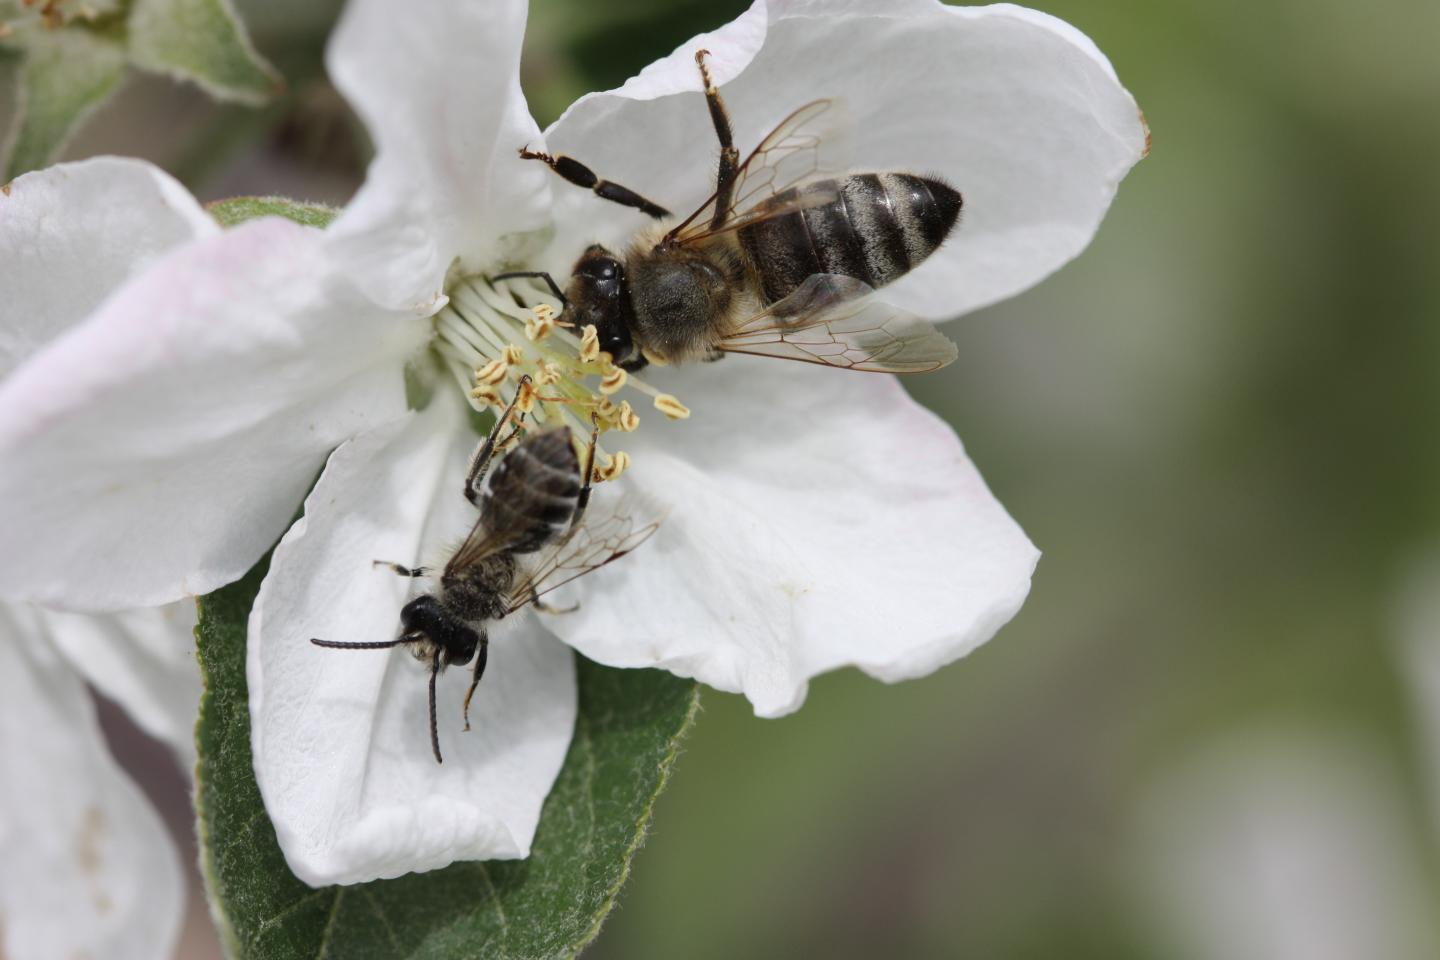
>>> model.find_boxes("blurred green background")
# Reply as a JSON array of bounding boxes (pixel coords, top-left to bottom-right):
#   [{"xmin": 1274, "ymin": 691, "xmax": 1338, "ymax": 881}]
[{"xmin": 14, "ymin": 0, "xmax": 1440, "ymax": 956}]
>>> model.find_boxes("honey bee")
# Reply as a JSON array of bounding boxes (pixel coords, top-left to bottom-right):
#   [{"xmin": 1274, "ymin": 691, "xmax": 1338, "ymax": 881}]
[
  {"xmin": 311, "ymin": 380, "xmax": 658, "ymax": 764},
  {"xmin": 498, "ymin": 50, "xmax": 961, "ymax": 375}
]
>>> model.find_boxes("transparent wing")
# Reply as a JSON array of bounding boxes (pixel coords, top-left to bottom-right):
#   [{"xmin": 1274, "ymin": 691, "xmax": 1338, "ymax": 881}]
[
  {"xmin": 667, "ymin": 98, "xmax": 853, "ymax": 245},
  {"xmin": 504, "ymin": 507, "xmax": 661, "ymax": 614},
  {"xmin": 443, "ymin": 517, "xmax": 515, "ymax": 579},
  {"xmin": 719, "ymin": 274, "xmax": 959, "ymax": 373}
]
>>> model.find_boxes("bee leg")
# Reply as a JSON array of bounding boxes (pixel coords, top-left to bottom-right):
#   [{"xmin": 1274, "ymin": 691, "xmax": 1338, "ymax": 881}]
[
  {"xmin": 372, "ymin": 560, "xmax": 429, "ymax": 578},
  {"xmin": 530, "ymin": 586, "xmax": 580, "ymax": 615},
  {"xmin": 461, "ymin": 631, "xmax": 490, "ymax": 733},
  {"xmin": 568, "ymin": 416, "xmax": 601, "ymax": 533},
  {"xmin": 465, "ymin": 375, "xmax": 532, "ymax": 506},
  {"xmin": 428, "ymin": 654, "xmax": 443, "ymax": 764},
  {"xmin": 519, "ymin": 148, "xmax": 671, "ymax": 220},
  {"xmin": 490, "ymin": 270, "xmax": 568, "ymax": 307},
  {"xmin": 695, "ymin": 49, "xmax": 739, "ymax": 230}
]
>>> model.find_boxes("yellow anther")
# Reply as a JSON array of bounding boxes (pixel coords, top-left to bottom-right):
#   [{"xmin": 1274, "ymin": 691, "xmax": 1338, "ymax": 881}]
[
  {"xmin": 515, "ymin": 379, "xmax": 537, "ymax": 413},
  {"xmin": 653, "ymin": 394, "xmax": 690, "ymax": 420},
  {"xmin": 579, "ymin": 325, "xmax": 602, "ymax": 364},
  {"xmin": 526, "ymin": 304, "xmax": 557, "ymax": 341},
  {"xmin": 501, "ymin": 343, "xmax": 525, "ymax": 365},
  {"xmin": 534, "ymin": 361, "xmax": 562, "ymax": 387},
  {"xmin": 614, "ymin": 400, "xmax": 640, "ymax": 432},
  {"xmin": 474, "ymin": 358, "xmax": 508, "ymax": 386},
  {"xmin": 469, "ymin": 385, "xmax": 502, "ymax": 407},
  {"xmin": 599, "ymin": 364, "xmax": 627, "ymax": 395},
  {"xmin": 593, "ymin": 451, "xmax": 631, "ymax": 483}
]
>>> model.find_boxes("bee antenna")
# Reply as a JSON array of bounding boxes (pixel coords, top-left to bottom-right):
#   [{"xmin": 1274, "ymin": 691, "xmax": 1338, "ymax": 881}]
[{"xmin": 310, "ymin": 638, "xmax": 405, "ymax": 650}]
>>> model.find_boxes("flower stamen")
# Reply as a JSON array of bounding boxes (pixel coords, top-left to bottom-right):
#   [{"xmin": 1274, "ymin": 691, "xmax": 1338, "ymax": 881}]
[{"xmin": 433, "ymin": 274, "xmax": 692, "ymax": 483}]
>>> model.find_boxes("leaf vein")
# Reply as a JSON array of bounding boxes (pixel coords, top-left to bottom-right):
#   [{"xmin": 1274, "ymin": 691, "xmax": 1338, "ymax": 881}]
[
  {"xmin": 361, "ymin": 887, "xmax": 403, "ymax": 954},
  {"xmin": 314, "ymin": 888, "xmax": 344, "ymax": 960}
]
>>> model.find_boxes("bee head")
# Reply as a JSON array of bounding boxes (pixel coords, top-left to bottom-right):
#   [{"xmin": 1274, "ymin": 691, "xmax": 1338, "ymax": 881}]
[
  {"xmin": 566, "ymin": 245, "xmax": 644, "ymax": 370},
  {"xmin": 399, "ymin": 595, "xmax": 479, "ymax": 665}
]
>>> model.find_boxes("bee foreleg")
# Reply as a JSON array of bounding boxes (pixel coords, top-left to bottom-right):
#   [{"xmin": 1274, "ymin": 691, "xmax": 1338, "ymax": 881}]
[
  {"xmin": 428, "ymin": 654, "xmax": 443, "ymax": 764},
  {"xmin": 461, "ymin": 631, "xmax": 490, "ymax": 733},
  {"xmin": 491, "ymin": 270, "xmax": 568, "ymax": 307},
  {"xmin": 695, "ymin": 49, "xmax": 739, "ymax": 229}
]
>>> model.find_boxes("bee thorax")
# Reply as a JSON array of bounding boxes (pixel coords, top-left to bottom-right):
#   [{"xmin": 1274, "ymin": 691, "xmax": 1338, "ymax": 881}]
[{"xmin": 627, "ymin": 252, "xmax": 733, "ymax": 363}]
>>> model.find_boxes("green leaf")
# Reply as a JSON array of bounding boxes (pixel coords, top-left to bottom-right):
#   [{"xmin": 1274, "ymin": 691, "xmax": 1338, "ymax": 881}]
[
  {"xmin": 2, "ymin": 27, "xmax": 126, "ymax": 180},
  {"xmin": 127, "ymin": 0, "xmax": 283, "ymax": 105},
  {"xmin": 206, "ymin": 195, "xmax": 338, "ymax": 229},
  {"xmin": 195, "ymin": 557, "xmax": 700, "ymax": 960}
]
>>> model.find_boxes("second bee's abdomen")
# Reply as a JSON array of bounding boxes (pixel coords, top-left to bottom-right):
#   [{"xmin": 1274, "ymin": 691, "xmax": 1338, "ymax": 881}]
[
  {"xmin": 739, "ymin": 173, "xmax": 962, "ymax": 304},
  {"xmin": 483, "ymin": 429, "xmax": 581, "ymax": 554}
]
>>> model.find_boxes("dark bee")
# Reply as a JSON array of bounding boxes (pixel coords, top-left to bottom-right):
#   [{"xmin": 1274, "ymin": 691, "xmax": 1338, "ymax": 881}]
[
  {"xmin": 499, "ymin": 50, "xmax": 960, "ymax": 375},
  {"xmin": 311, "ymin": 381, "xmax": 658, "ymax": 763}
]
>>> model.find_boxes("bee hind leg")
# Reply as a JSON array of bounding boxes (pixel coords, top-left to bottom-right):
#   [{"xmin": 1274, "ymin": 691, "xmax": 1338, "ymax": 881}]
[
  {"xmin": 465, "ymin": 375, "xmax": 532, "ymax": 505},
  {"xmin": 696, "ymin": 49, "xmax": 739, "ymax": 230}
]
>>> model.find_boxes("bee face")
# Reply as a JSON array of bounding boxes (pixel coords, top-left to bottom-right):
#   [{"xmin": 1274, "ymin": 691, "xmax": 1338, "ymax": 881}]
[
  {"xmin": 566, "ymin": 245, "xmax": 638, "ymax": 367},
  {"xmin": 399, "ymin": 594, "xmax": 480, "ymax": 667}
]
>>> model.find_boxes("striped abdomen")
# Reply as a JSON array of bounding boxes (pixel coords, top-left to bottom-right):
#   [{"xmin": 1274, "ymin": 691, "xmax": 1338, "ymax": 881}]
[
  {"xmin": 480, "ymin": 429, "xmax": 580, "ymax": 554},
  {"xmin": 738, "ymin": 173, "xmax": 962, "ymax": 304}
]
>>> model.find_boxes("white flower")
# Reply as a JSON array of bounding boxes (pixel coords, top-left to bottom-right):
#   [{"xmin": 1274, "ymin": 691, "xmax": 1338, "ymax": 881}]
[
  {"xmin": 0, "ymin": 0, "xmax": 1146, "ymax": 886},
  {"xmin": 0, "ymin": 600, "xmax": 200, "ymax": 960}
]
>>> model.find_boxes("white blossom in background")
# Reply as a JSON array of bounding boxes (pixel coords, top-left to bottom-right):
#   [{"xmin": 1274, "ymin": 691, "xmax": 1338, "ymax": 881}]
[
  {"xmin": 1129, "ymin": 731, "xmax": 1439, "ymax": 960},
  {"xmin": 0, "ymin": 0, "xmax": 1145, "ymax": 886},
  {"xmin": 1129, "ymin": 555, "xmax": 1440, "ymax": 960},
  {"xmin": 0, "ymin": 603, "xmax": 200, "ymax": 960}
]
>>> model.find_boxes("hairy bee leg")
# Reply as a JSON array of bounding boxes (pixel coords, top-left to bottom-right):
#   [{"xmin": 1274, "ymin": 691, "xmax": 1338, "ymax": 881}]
[
  {"xmin": 465, "ymin": 375, "xmax": 532, "ymax": 506},
  {"xmin": 695, "ymin": 49, "xmax": 739, "ymax": 230},
  {"xmin": 428, "ymin": 654, "xmax": 443, "ymax": 764},
  {"xmin": 372, "ymin": 560, "xmax": 429, "ymax": 578},
  {"xmin": 461, "ymin": 633, "xmax": 490, "ymax": 733},
  {"xmin": 519, "ymin": 148, "xmax": 671, "ymax": 220},
  {"xmin": 491, "ymin": 270, "xmax": 568, "ymax": 307},
  {"xmin": 568, "ymin": 417, "xmax": 601, "ymax": 534}
]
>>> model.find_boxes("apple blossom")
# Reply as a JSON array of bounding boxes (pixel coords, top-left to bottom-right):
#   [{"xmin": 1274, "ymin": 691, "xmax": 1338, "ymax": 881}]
[
  {"xmin": 0, "ymin": 0, "xmax": 1146, "ymax": 886},
  {"xmin": 0, "ymin": 601, "xmax": 200, "ymax": 960}
]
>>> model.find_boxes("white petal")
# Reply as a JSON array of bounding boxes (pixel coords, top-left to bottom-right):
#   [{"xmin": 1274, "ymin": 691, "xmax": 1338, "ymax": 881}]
[
  {"xmin": 40, "ymin": 602, "xmax": 201, "ymax": 768},
  {"xmin": 0, "ymin": 609, "xmax": 184, "ymax": 960},
  {"xmin": 0, "ymin": 216, "xmax": 426, "ymax": 611},
  {"xmin": 1130, "ymin": 732, "xmax": 1438, "ymax": 960},
  {"xmin": 249, "ymin": 394, "xmax": 576, "ymax": 886},
  {"xmin": 0, "ymin": 157, "xmax": 216, "ymax": 377},
  {"xmin": 542, "ymin": 0, "xmax": 1146, "ymax": 320},
  {"xmin": 327, "ymin": 0, "xmax": 551, "ymax": 311},
  {"xmin": 554, "ymin": 359, "xmax": 1036, "ymax": 717}
]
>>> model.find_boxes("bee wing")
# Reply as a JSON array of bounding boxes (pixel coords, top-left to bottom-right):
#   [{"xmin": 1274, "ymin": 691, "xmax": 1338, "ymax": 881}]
[
  {"xmin": 443, "ymin": 516, "xmax": 516, "ymax": 579},
  {"xmin": 503, "ymin": 506, "xmax": 661, "ymax": 615},
  {"xmin": 718, "ymin": 274, "xmax": 959, "ymax": 373},
  {"xmin": 667, "ymin": 98, "xmax": 853, "ymax": 244}
]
